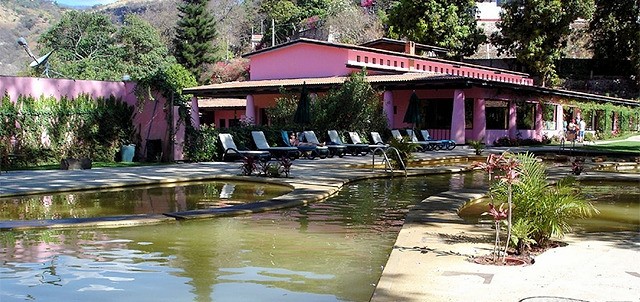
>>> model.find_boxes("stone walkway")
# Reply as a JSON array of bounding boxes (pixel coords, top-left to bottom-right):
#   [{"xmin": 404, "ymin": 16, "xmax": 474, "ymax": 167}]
[{"xmin": 0, "ymin": 146, "xmax": 638, "ymax": 301}]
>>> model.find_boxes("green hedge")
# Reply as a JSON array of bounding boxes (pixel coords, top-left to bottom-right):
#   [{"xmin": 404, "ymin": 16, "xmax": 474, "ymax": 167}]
[{"xmin": 1, "ymin": 93, "xmax": 135, "ymax": 167}]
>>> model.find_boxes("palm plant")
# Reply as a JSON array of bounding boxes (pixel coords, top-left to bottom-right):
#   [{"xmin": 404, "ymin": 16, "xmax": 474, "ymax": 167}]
[{"xmin": 491, "ymin": 152, "xmax": 599, "ymax": 246}]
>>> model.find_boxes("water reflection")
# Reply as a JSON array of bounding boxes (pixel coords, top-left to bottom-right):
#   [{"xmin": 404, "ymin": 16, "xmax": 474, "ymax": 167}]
[
  {"xmin": 0, "ymin": 172, "xmax": 486, "ymax": 302},
  {"xmin": 458, "ymin": 180, "xmax": 640, "ymax": 233},
  {"xmin": 0, "ymin": 181, "xmax": 290, "ymax": 221}
]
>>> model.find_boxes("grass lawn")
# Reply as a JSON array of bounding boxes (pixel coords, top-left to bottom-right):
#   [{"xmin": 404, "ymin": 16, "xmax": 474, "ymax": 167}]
[{"xmin": 580, "ymin": 141, "xmax": 640, "ymax": 154}]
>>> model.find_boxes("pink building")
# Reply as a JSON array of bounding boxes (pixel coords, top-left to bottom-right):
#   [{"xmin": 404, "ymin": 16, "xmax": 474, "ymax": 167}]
[{"xmin": 186, "ymin": 38, "xmax": 638, "ymax": 145}]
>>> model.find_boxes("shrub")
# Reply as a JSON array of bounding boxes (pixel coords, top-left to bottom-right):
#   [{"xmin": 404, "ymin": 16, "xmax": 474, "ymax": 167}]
[{"xmin": 490, "ymin": 152, "xmax": 599, "ymax": 245}]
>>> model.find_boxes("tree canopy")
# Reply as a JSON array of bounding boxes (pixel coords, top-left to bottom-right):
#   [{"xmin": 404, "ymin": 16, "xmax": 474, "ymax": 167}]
[
  {"xmin": 37, "ymin": 11, "xmax": 121, "ymax": 80},
  {"xmin": 173, "ymin": 0, "xmax": 219, "ymax": 83},
  {"xmin": 491, "ymin": 0, "xmax": 595, "ymax": 87},
  {"xmin": 36, "ymin": 11, "xmax": 175, "ymax": 82},
  {"xmin": 386, "ymin": 0, "xmax": 485, "ymax": 58},
  {"xmin": 589, "ymin": 0, "xmax": 640, "ymax": 84}
]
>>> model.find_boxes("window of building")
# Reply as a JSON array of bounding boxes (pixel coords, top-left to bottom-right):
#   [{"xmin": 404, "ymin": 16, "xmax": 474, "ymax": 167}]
[
  {"xmin": 423, "ymin": 99, "xmax": 453, "ymax": 129},
  {"xmin": 516, "ymin": 102, "xmax": 536, "ymax": 130},
  {"xmin": 465, "ymin": 99, "xmax": 474, "ymax": 129},
  {"xmin": 401, "ymin": 62, "xmax": 404, "ymax": 68},
  {"xmin": 486, "ymin": 100, "xmax": 509, "ymax": 130},
  {"xmin": 229, "ymin": 118, "xmax": 240, "ymax": 127},
  {"xmin": 372, "ymin": 58, "xmax": 376, "ymax": 64},
  {"xmin": 260, "ymin": 108, "xmax": 269, "ymax": 125},
  {"xmin": 219, "ymin": 118, "xmax": 226, "ymax": 128},
  {"xmin": 356, "ymin": 55, "xmax": 361, "ymax": 62},
  {"xmin": 394, "ymin": 61, "xmax": 397, "ymax": 67},
  {"xmin": 365, "ymin": 57, "xmax": 369, "ymax": 63},
  {"xmin": 387, "ymin": 60, "xmax": 391, "ymax": 65}
]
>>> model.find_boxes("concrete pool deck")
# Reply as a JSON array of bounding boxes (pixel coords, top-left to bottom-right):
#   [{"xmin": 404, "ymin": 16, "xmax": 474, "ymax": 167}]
[{"xmin": 0, "ymin": 146, "xmax": 638, "ymax": 301}]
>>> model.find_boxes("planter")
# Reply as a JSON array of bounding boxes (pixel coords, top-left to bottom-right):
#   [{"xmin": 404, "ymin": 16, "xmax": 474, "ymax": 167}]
[{"xmin": 121, "ymin": 144, "xmax": 135, "ymax": 162}]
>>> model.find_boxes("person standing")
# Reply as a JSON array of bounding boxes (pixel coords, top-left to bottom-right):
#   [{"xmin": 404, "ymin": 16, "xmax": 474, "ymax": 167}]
[
  {"xmin": 567, "ymin": 119, "xmax": 577, "ymax": 142},
  {"xmin": 579, "ymin": 118, "xmax": 587, "ymax": 142}
]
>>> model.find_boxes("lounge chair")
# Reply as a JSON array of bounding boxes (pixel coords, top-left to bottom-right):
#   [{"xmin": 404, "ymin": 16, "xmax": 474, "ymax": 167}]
[
  {"xmin": 370, "ymin": 132, "xmax": 390, "ymax": 148},
  {"xmin": 406, "ymin": 129, "xmax": 441, "ymax": 151},
  {"xmin": 251, "ymin": 131, "xmax": 299, "ymax": 159},
  {"xmin": 347, "ymin": 131, "xmax": 381, "ymax": 154},
  {"xmin": 218, "ymin": 133, "xmax": 270, "ymax": 161},
  {"xmin": 280, "ymin": 130, "xmax": 326, "ymax": 159},
  {"xmin": 420, "ymin": 130, "xmax": 456, "ymax": 150},
  {"xmin": 327, "ymin": 130, "xmax": 368, "ymax": 156},
  {"xmin": 302, "ymin": 131, "xmax": 343, "ymax": 158},
  {"xmin": 391, "ymin": 129, "xmax": 430, "ymax": 151}
]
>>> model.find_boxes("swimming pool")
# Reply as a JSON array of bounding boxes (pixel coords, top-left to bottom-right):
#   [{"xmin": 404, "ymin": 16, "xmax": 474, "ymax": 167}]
[{"xmin": 0, "ymin": 172, "xmax": 487, "ymax": 302}]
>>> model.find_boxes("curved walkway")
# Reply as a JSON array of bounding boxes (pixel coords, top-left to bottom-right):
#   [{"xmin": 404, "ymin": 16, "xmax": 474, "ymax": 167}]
[{"xmin": 0, "ymin": 147, "xmax": 638, "ymax": 301}]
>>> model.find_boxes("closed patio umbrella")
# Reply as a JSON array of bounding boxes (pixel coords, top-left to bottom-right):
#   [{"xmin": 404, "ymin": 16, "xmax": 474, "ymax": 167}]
[
  {"xmin": 294, "ymin": 82, "xmax": 311, "ymax": 126},
  {"xmin": 403, "ymin": 91, "xmax": 421, "ymax": 129}
]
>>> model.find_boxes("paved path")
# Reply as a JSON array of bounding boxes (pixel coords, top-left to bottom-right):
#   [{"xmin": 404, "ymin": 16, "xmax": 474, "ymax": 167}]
[{"xmin": 0, "ymin": 146, "xmax": 639, "ymax": 301}]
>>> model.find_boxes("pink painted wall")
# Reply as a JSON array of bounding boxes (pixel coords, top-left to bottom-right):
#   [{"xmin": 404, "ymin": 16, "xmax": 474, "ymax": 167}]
[
  {"xmin": 347, "ymin": 50, "xmax": 533, "ymax": 85},
  {"xmin": 249, "ymin": 41, "xmax": 532, "ymax": 85},
  {"xmin": 249, "ymin": 44, "xmax": 349, "ymax": 80},
  {"xmin": 0, "ymin": 76, "xmax": 188, "ymax": 161}
]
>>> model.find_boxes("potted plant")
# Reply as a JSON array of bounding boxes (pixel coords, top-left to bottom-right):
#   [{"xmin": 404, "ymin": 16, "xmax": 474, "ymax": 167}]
[{"xmin": 468, "ymin": 139, "xmax": 485, "ymax": 155}]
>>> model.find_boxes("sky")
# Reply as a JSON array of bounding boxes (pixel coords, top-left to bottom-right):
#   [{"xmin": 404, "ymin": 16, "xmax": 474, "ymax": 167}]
[{"xmin": 54, "ymin": 0, "xmax": 119, "ymax": 7}]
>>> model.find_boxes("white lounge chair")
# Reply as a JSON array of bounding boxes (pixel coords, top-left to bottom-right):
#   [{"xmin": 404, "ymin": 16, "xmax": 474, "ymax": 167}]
[
  {"xmin": 301, "ymin": 131, "xmax": 337, "ymax": 158},
  {"xmin": 406, "ymin": 129, "xmax": 441, "ymax": 151},
  {"xmin": 370, "ymin": 131, "xmax": 389, "ymax": 148},
  {"xmin": 327, "ymin": 130, "xmax": 368, "ymax": 156},
  {"xmin": 251, "ymin": 131, "xmax": 299, "ymax": 159},
  {"xmin": 218, "ymin": 133, "xmax": 270, "ymax": 161},
  {"xmin": 347, "ymin": 131, "xmax": 381, "ymax": 154}
]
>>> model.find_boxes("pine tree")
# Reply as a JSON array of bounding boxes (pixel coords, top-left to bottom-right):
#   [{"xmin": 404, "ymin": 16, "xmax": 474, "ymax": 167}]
[{"xmin": 174, "ymin": 0, "xmax": 219, "ymax": 83}]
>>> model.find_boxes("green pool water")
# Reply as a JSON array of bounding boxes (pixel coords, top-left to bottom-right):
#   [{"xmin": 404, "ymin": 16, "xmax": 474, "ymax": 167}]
[
  {"xmin": 0, "ymin": 172, "xmax": 487, "ymax": 302},
  {"xmin": 458, "ymin": 180, "xmax": 640, "ymax": 233},
  {"xmin": 0, "ymin": 180, "xmax": 291, "ymax": 221}
]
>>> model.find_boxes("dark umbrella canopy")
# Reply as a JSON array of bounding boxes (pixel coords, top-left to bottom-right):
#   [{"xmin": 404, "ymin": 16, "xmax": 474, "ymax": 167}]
[
  {"xmin": 403, "ymin": 91, "xmax": 421, "ymax": 127},
  {"xmin": 294, "ymin": 82, "xmax": 311, "ymax": 125}
]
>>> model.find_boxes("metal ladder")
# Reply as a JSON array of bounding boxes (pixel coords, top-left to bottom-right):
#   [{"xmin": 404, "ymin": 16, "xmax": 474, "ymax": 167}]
[{"xmin": 371, "ymin": 147, "xmax": 407, "ymax": 176}]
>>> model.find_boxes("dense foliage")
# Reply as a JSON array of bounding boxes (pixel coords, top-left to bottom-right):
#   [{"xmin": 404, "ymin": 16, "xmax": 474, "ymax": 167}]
[
  {"xmin": 491, "ymin": 0, "xmax": 595, "ymax": 86},
  {"xmin": 0, "ymin": 93, "xmax": 135, "ymax": 167},
  {"xmin": 37, "ymin": 12, "xmax": 175, "ymax": 82},
  {"xmin": 386, "ymin": 0, "xmax": 485, "ymax": 58},
  {"xmin": 267, "ymin": 71, "xmax": 388, "ymax": 138},
  {"xmin": 589, "ymin": 0, "xmax": 640, "ymax": 85},
  {"xmin": 173, "ymin": 0, "xmax": 219, "ymax": 83}
]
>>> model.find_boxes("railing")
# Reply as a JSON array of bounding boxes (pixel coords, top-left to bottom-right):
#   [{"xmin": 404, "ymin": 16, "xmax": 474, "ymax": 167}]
[{"xmin": 371, "ymin": 147, "xmax": 406, "ymax": 176}]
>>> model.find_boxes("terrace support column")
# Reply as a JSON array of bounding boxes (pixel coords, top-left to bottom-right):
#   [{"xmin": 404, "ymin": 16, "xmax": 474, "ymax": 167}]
[
  {"xmin": 473, "ymin": 98, "xmax": 486, "ymax": 144},
  {"xmin": 557, "ymin": 104, "xmax": 565, "ymax": 133},
  {"xmin": 451, "ymin": 89, "xmax": 465, "ymax": 144},
  {"xmin": 245, "ymin": 94, "xmax": 256, "ymax": 125},
  {"xmin": 508, "ymin": 101, "xmax": 517, "ymax": 138},
  {"xmin": 383, "ymin": 90, "xmax": 394, "ymax": 129},
  {"xmin": 535, "ymin": 102, "xmax": 543, "ymax": 140}
]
